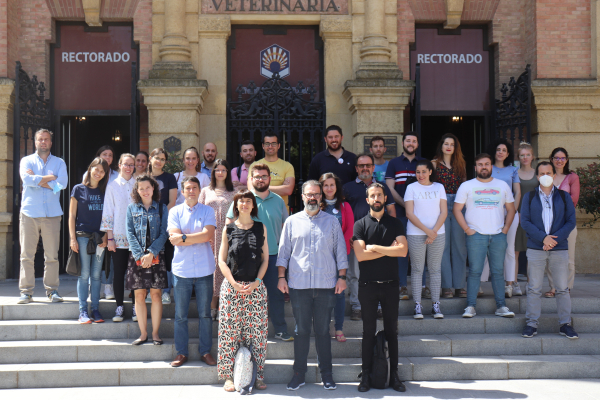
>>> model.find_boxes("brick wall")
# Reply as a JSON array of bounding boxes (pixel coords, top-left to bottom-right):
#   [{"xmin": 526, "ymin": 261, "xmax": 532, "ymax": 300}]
[
  {"xmin": 491, "ymin": 0, "xmax": 527, "ymax": 91},
  {"xmin": 133, "ymin": 0, "xmax": 152, "ymax": 80},
  {"xmin": 17, "ymin": 0, "xmax": 53, "ymax": 88}
]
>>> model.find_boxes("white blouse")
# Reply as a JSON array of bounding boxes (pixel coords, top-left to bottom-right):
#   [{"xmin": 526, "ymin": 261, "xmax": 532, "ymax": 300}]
[
  {"xmin": 174, "ymin": 171, "xmax": 211, "ymax": 205},
  {"xmin": 100, "ymin": 175, "xmax": 135, "ymax": 248}
]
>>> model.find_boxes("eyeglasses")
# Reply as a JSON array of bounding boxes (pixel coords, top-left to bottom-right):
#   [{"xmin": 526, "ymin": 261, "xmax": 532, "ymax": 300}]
[
  {"xmin": 263, "ymin": 142, "xmax": 279, "ymax": 147},
  {"xmin": 357, "ymin": 164, "xmax": 374, "ymax": 169},
  {"xmin": 553, "ymin": 157, "xmax": 567, "ymax": 162},
  {"xmin": 253, "ymin": 175, "xmax": 269, "ymax": 181},
  {"xmin": 303, "ymin": 193, "xmax": 321, "ymax": 198},
  {"xmin": 122, "ymin": 164, "xmax": 135, "ymax": 168}
]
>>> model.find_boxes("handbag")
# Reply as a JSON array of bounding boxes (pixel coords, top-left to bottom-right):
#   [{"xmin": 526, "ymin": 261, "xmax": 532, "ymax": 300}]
[
  {"xmin": 65, "ymin": 248, "xmax": 81, "ymax": 277},
  {"xmin": 233, "ymin": 345, "xmax": 258, "ymax": 394}
]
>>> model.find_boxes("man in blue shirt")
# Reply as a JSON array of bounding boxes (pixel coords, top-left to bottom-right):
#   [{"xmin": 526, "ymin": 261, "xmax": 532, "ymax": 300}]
[
  {"xmin": 18, "ymin": 129, "xmax": 68, "ymax": 304},
  {"xmin": 168, "ymin": 176, "xmax": 217, "ymax": 368},
  {"xmin": 370, "ymin": 136, "xmax": 389, "ymax": 183}
]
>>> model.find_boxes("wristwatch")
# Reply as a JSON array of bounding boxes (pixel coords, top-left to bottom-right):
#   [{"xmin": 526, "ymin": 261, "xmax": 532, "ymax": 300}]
[
  {"xmin": 338, "ymin": 275, "xmax": 347, "ymax": 281},
  {"xmin": 182, "ymin": 234, "xmax": 187, "ymax": 243}
]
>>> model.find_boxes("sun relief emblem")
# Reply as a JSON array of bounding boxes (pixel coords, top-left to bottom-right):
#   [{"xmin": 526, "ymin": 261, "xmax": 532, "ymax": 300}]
[{"xmin": 260, "ymin": 44, "xmax": 290, "ymax": 78}]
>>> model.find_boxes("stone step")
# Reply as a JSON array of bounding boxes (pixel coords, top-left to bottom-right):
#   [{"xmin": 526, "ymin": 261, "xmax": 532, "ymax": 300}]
[
  {"xmin": 1, "ymin": 314, "xmax": 599, "ymax": 341},
  {"xmin": 2, "ymin": 294, "xmax": 599, "ymax": 320},
  {"xmin": 1, "ymin": 333, "xmax": 598, "ymax": 365},
  {"xmin": 2, "ymin": 355, "xmax": 600, "ymax": 389}
]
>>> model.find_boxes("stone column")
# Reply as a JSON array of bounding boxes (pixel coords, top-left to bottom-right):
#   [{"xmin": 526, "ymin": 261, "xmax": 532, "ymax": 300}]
[
  {"xmin": 0, "ymin": 78, "xmax": 14, "ymax": 280},
  {"xmin": 360, "ymin": 0, "xmax": 391, "ymax": 63},
  {"xmin": 158, "ymin": 0, "xmax": 192, "ymax": 63}
]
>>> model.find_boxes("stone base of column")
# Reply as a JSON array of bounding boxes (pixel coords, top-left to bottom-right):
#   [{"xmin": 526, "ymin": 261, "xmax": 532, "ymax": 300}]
[{"xmin": 343, "ymin": 65, "xmax": 414, "ymax": 156}]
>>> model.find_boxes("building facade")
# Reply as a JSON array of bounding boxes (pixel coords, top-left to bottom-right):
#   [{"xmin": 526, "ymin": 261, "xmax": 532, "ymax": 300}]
[{"xmin": 0, "ymin": 0, "xmax": 598, "ymax": 280}]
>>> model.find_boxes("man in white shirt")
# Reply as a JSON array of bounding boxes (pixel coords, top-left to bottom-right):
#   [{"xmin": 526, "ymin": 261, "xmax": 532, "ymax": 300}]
[{"xmin": 453, "ymin": 153, "xmax": 516, "ymax": 318}]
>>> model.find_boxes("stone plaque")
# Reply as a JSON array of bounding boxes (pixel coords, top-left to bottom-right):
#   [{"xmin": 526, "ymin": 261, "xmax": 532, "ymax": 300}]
[
  {"xmin": 163, "ymin": 136, "xmax": 182, "ymax": 154},
  {"xmin": 202, "ymin": 0, "xmax": 348, "ymax": 14},
  {"xmin": 363, "ymin": 136, "xmax": 397, "ymax": 157}
]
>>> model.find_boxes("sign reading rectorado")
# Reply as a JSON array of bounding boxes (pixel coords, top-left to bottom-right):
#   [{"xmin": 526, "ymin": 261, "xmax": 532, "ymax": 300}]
[{"xmin": 202, "ymin": 0, "xmax": 348, "ymax": 13}]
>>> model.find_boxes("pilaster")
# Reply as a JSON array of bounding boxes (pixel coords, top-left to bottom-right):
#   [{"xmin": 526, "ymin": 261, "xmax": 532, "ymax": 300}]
[{"xmin": 0, "ymin": 78, "xmax": 14, "ymax": 280}]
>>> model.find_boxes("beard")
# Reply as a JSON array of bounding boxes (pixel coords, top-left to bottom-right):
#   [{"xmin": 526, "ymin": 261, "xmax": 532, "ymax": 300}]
[
  {"xmin": 358, "ymin": 172, "xmax": 372, "ymax": 180},
  {"xmin": 327, "ymin": 141, "xmax": 341, "ymax": 151},
  {"xmin": 253, "ymin": 182, "xmax": 268, "ymax": 192},
  {"xmin": 370, "ymin": 202, "xmax": 384, "ymax": 212},
  {"xmin": 403, "ymin": 146, "xmax": 416, "ymax": 156},
  {"xmin": 476, "ymin": 169, "xmax": 491, "ymax": 179},
  {"xmin": 304, "ymin": 199, "xmax": 319, "ymax": 211},
  {"xmin": 204, "ymin": 155, "xmax": 215, "ymax": 163}
]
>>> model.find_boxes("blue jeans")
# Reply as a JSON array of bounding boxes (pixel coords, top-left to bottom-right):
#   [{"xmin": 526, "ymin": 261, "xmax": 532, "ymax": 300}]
[
  {"xmin": 441, "ymin": 194, "xmax": 468, "ymax": 289},
  {"xmin": 466, "ymin": 232, "xmax": 508, "ymax": 308},
  {"xmin": 333, "ymin": 291, "xmax": 345, "ymax": 331},
  {"xmin": 398, "ymin": 216, "xmax": 426, "ymax": 287},
  {"xmin": 77, "ymin": 237, "xmax": 105, "ymax": 312},
  {"xmin": 290, "ymin": 288, "xmax": 336, "ymax": 376},
  {"xmin": 173, "ymin": 274, "xmax": 213, "ymax": 356},
  {"xmin": 263, "ymin": 255, "xmax": 288, "ymax": 334}
]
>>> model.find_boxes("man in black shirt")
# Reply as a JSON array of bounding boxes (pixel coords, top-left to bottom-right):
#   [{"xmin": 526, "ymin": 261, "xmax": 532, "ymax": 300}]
[
  {"xmin": 354, "ymin": 182, "xmax": 407, "ymax": 393},
  {"xmin": 308, "ymin": 125, "xmax": 357, "ymax": 185}
]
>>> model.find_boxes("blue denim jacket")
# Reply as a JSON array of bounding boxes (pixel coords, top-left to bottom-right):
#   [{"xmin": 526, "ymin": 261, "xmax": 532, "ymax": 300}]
[{"xmin": 126, "ymin": 201, "xmax": 169, "ymax": 261}]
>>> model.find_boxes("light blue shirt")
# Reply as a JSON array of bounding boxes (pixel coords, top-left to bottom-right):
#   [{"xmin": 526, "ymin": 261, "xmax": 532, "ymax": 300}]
[
  {"xmin": 276, "ymin": 210, "xmax": 348, "ymax": 290},
  {"xmin": 19, "ymin": 152, "xmax": 68, "ymax": 218},
  {"xmin": 538, "ymin": 186, "xmax": 554, "ymax": 235},
  {"xmin": 200, "ymin": 162, "xmax": 212, "ymax": 177},
  {"xmin": 492, "ymin": 165, "xmax": 520, "ymax": 194},
  {"xmin": 167, "ymin": 201, "xmax": 217, "ymax": 278},
  {"xmin": 373, "ymin": 161, "xmax": 389, "ymax": 183}
]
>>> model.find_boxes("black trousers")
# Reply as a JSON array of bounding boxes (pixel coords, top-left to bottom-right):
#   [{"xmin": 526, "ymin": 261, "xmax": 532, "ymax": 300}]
[
  {"xmin": 358, "ymin": 281, "xmax": 399, "ymax": 372},
  {"xmin": 111, "ymin": 248, "xmax": 131, "ymax": 307}
]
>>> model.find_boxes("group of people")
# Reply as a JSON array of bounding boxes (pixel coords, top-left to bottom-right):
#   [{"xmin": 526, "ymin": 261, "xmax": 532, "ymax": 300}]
[{"xmin": 16, "ymin": 125, "xmax": 580, "ymax": 392}]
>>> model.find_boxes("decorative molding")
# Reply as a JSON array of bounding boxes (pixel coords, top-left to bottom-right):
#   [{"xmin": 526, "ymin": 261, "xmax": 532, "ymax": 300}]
[
  {"xmin": 319, "ymin": 16, "xmax": 352, "ymax": 39},
  {"xmin": 82, "ymin": 0, "xmax": 102, "ymax": 27},
  {"xmin": 198, "ymin": 15, "xmax": 232, "ymax": 39},
  {"xmin": 444, "ymin": 0, "xmax": 464, "ymax": 30}
]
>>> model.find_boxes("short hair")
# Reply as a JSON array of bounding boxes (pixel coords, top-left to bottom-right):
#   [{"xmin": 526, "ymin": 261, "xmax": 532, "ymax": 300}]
[
  {"xmin": 550, "ymin": 147, "xmax": 571, "ymax": 175},
  {"xmin": 536, "ymin": 161, "xmax": 556, "ymax": 175},
  {"xmin": 263, "ymin": 133, "xmax": 280, "ymax": 143},
  {"xmin": 181, "ymin": 176, "xmax": 200, "ymax": 189},
  {"xmin": 182, "ymin": 147, "xmax": 201, "ymax": 173},
  {"xmin": 416, "ymin": 159, "xmax": 437, "ymax": 182},
  {"xmin": 83, "ymin": 157, "xmax": 110, "ymax": 193},
  {"xmin": 365, "ymin": 182, "xmax": 386, "ymax": 198},
  {"xmin": 96, "ymin": 145, "xmax": 117, "ymax": 171},
  {"xmin": 131, "ymin": 174, "xmax": 161, "ymax": 204},
  {"xmin": 34, "ymin": 129, "xmax": 53, "ymax": 141},
  {"xmin": 302, "ymin": 179, "xmax": 322, "ymax": 194},
  {"xmin": 325, "ymin": 125, "xmax": 343, "ymax": 136},
  {"xmin": 402, "ymin": 131, "xmax": 419, "ymax": 143},
  {"xmin": 232, "ymin": 189, "xmax": 259, "ymax": 218},
  {"xmin": 356, "ymin": 153, "xmax": 375, "ymax": 165},
  {"xmin": 241, "ymin": 140, "xmax": 255, "ymax": 149},
  {"xmin": 370, "ymin": 136, "xmax": 385, "ymax": 147},
  {"xmin": 118, "ymin": 153, "xmax": 135, "ymax": 166},
  {"xmin": 475, "ymin": 153, "xmax": 493, "ymax": 164},
  {"xmin": 488, "ymin": 138, "xmax": 515, "ymax": 167},
  {"xmin": 210, "ymin": 159, "xmax": 234, "ymax": 192},
  {"xmin": 250, "ymin": 163, "xmax": 271, "ymax": 177}
]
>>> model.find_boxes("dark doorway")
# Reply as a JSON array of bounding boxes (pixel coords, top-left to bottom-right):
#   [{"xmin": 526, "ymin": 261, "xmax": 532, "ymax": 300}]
[{"xmin": 420, "ymin": 115, "xmax": 485, "ymax": 179}]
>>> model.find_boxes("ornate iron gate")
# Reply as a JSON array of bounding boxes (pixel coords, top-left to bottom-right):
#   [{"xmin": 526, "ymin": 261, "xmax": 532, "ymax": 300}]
[
  {"xmin": 494, "ymin": 65, "xmax": 532, "ymax": 144},
  {"xmin": 12, "ymin": 61, "xmax": 52, "ymax": 277},
  {"xmin": 227, "ymin": 73, "xmax": 326, "ymax": 212}
]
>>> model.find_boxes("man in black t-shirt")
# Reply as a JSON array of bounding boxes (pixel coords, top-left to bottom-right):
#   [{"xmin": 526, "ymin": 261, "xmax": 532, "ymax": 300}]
[{"xmin": 354, "ymin": 182, "xmax": 407, "ymax": 393}]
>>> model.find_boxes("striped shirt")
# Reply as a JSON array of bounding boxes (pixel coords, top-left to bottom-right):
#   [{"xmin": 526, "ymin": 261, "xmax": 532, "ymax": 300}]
[
  {"xmin": 384, "ymin": 153, "xmax": 425, "ymax": 217},
  {"xmin": 539, "ymin": 186, "xmax": 554, "ymax": 235}
]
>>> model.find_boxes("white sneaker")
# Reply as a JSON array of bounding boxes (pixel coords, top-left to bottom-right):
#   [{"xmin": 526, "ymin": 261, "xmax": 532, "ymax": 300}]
[
  {"xmin": 513, "ymin": 283, "xmax": 523, "ymax": 296},
  {"xmin": 112, "ymin": 305, "xmax": 124, "ymax": 322},
  {"xmin": 432, "ymin": 302, "xmax": 444, "ymax": 319},
  {"xmin": 413, "ymin": 303, "xmax": 423, "ymax": 319},
  {"xmin": 495, "ymin": 306, "xmax": 515, "ymax": 318},
  {"xmin": 462, "ymin": 306, "xmax": 476, "ymax": 318},
  {"xmin": 104, "ymin": 284, "xmax": 115, "ymax": 300},
  {"xmin": 505, "ymin": 285, "xmax": 513, "ymax": 298},
  {"xmin": 162, "ymin": 292, "xmax": 171, "ymax": 304}
]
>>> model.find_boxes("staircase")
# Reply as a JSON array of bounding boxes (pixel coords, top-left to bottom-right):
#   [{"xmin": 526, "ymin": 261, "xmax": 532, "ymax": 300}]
[{"xmin": 1, "ymin": 278, "xmax": 599, "ymax": 389}]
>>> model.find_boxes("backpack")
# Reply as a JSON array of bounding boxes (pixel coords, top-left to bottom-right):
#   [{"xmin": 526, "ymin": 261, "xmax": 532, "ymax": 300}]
[
  {"xmin": 528, "ymin": 187, "xmax": 567, "ymax": 214},
  {"xmin": 369, "ymin": 330, "xmax": 390, "ymax": 389},
  {"xmin": 233, "ymin": 345, "xmax": 258, "ymax": 395}
]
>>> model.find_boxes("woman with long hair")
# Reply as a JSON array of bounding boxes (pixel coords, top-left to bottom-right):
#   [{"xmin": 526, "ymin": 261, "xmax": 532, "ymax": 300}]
[
  {"xmin": 199, "ymin": 159, "xmax": 237, "ymax": 319},
  {"xmin": 545, "ymin": 147, "xmax": 580, "ymax": 296},
  {"xmin": 101, "ymin": 153, "xmax": 137, "ymax": 322},
  {"xmin": 69, "ymin": 157, "xmax": 110, "ymax": 323},
  {"xmin": 432, "ymin": 133, "xmax": 467, "ymax": 298},
  {"xmin": 125, "ymin": 175, "xmax": 169, "ymax": 345},
  {"xmin": 148, "ymin": 148, "xmax": 178, "ymax": 304},
  {"xmin": 405, "ymin": 160, "xmax": 448, "ymax": 318},
  {"xmin": 319, "ymin": 172, "xmax": 354, "ymax": 342},
  {"xmin": 174, "ymin": 147, "xmax": 210, "ymax": 205},
  {"xmin": 515, "ymin": 142, "xmax": 538, "ymax": 285},
  {"xmin": 133, "ymin": 151, "xmax": 149, "ymax": 178},
  {"xmin": 217, "ymin": 189, "xmax": 269, "ymax": 391}
]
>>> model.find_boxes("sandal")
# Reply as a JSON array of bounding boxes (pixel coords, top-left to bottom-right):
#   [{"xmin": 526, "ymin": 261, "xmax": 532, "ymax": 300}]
[
  {"xmin": 457, "ymin": 289, "xmax": 467, "ymax": 298},
  {"xmin": 544, "ymin": 290, "xmax": 555, "ymax": 298},
  {"xmin": 335, "ymin": 333, "xmax": 347, "ymax": 342},
  {"xmin": 442, "ymin": 289, "xmax": 454, "ymax": 298},
  {"xmin": 255, "ymin": 379, "xmax": 267, "ymax": 390},
  {"xmin": 223, "ymin": 378, "xmax": 235, "ymax": 392}
]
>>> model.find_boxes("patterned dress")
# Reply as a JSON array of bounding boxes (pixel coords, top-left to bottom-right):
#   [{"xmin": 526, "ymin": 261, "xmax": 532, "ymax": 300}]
[{"xmin": 199, "ymin": 186, "xmax": 236, "ymax": 296}]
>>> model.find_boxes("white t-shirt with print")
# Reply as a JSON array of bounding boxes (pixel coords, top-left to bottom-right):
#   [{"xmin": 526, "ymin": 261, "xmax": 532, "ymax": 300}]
[
  {"xmin": 455, "ymin": 178, "xmax": 514, "ymax": 235},
  {"xmin": 404, "ymin": 181, "xmax": 447, "ymax": 235}
]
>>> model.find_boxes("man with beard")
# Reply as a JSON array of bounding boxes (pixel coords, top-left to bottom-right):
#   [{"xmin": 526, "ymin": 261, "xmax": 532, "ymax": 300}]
[
  {"xmin": 18, "ymin": 129, "xmax": 68, "ymax": 304},
  {"xmin": 385, "ymin": 132, "xmax": 426, "ymax": 300},
  {"xmin": 226, "ymin": 164, "xmax": 292, "ymax": 341},
  {"xmin": 231, "ymin": 140, "xmax": 256, "ymax": 186},
  {"xmin": 453, "ymin": 154, "xmax": 517, "ymax": 318},
  {"xmin": 309, "ymin": 125, "xmax": 357, "ymax": 185},
  {"xmin": 370, "ymin": 136, "xmax": 389, "ymax": 183},
  {"xmin": 248, "ymin": 133, "xmax": 295, "ymax": 210},
  {"xmin": 277, "ymin": 180, "xmax": 347, "ymax": 391},
  {"xmin": 343, "ymin": 154, "xmax": 396, "ymax": 320},
  {"xmin": 353, "ymin": 182, "xmax": 408, "ymax": 392},
  {"xmin": 200, "ymin": 142, "xmax": 218, "ymax": 176}
]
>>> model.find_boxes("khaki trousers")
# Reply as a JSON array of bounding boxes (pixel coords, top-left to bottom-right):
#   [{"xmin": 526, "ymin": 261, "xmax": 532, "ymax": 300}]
[{"xmin": 19, "ymin": 213, "xmax": 62, "ymax": 296}]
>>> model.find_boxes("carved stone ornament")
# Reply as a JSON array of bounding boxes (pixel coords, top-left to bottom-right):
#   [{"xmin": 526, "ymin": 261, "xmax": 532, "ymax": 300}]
[{"xmin": 163, "ymin": 136, "xmax": 182, "ymax": 154}]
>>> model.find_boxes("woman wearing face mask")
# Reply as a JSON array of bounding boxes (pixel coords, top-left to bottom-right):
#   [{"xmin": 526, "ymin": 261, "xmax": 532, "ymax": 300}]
[
  {"xmin": 199, "ymin": 159, "xmax": 237, "ymax": 319},
  {"xmin": 544, "ymin": 147, "xmax": 580, "ymax": 297},
  {"xmin": 405, "ymin": 160, "xmax": 447, "ymax": 319},
  {"xmin": 515, "ymin": 142, "xmax": 538, "ymax": 283},
  {"xmin": 174, "ymin": 147, "xmax": 211, "ymax": 205},
  {"xmin": 133, "ymin": 151, "xmax": 149, "ymax": 178}
]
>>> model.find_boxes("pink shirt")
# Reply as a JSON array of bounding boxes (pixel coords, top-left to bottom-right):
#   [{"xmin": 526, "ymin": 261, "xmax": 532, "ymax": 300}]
[
  {"xmin": 231, "ymin": 164, "xmax": 250, "ymax": 185},
  {"xmin": 558, "ymin": 172, "xmax": 580, "ymax": 207}
]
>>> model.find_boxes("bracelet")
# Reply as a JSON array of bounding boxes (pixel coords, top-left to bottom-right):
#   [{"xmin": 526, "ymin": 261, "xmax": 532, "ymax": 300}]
[
  {"xmin": 108, "ymin": 238, "xmax": 114, "ymax": 241},
  {"xmin": 255, "ymin": 278, "xmax": 262, "ymax": 284},
  {"xmin": 278, "ymin": 277, "xmax": 286, "ymax": 280}
]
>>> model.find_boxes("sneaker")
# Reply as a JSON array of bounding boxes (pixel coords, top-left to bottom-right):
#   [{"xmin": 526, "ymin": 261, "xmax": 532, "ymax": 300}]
[
  {"xmin": 17, "ymin": 294, "xmax": 32, "ymax": 304},
  {"xmin": 274, "ymin": 332, "xmax": 294, "ymax": 342},
  {"xmin": 505, "ymin": 285, "xmax": 513, "ymax": 298},
  {"xmin": 104, "ymin": 284, "xmax": 115, "ymax": 300},
  {"xmin": 350, "ymin": 309, "xmax": 362, "ymax": 321},
  {"xmin": 413, "ymin": 303, "xmax": 423, "ymax": 319},
  {"xmin": 376, "ymin": 308, "xmax": 383, "ymax": 320},
  {"xmin": 132, "ymin": 306, "xmax": 138, "ymax": 322},
  {"xmin": 113, "ymin": 305, "xmax": 124, "ymax": 322},
  {"xmin": 162, "ymin": 292, "xmax": 171, "ymax": 304},
  {"xmin": 399, "ymin": 286, "xmax": 409, "ymax": 300},
  {"xmin": 522, "ymin": 325, "xmax": 537, "ymax": 338},
  {"xmin": 462, "ymin": 306, "xmax": 476, "ymax": 318},
  {"xmin": 286, "ymin": 372, "xmax": 305, "ymax": 390},
  {"xmin": 495, "ymin": 306, "xmax": 515, "ymax": 318},
  {"xmin": 78, "ymin": 310, "xmax": 92, "ymax": 324},
  {"xmin": 559, "ymin": 324, "xmax": 579, "ymax": 339},
  {"xmin": 322, "ymin": 374, "xmax": 336, "ymax": 390},
  {"xmin": 421, "ymin": 286, "xmax": 431, "ymax": 299},
  {"xmin": 48, "ymin": 290, "xmax": 63, "ymax": 302},
  {"xmin": 513, "ymin": 283, "xmax": 523, "ymax": 296},
  {"xmin": 432, "ymin": 302, "xmax": 444, "ymax": 319},
  {"xmin": 90, "ymin": 309, "xmax": 105, "ymax": 323}
]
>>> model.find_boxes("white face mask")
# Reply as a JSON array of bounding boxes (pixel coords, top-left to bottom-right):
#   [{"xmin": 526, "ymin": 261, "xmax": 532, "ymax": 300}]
[{"xmin": 539, "ymin": 175, "xmax": 554, "ymax": 188}]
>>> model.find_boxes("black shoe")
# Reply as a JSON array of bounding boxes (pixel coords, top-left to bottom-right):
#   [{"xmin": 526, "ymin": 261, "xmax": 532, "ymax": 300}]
[
  {"xmin": 389, "ymin": 370, "xmax": 406, "ymax": 392},
  {"xmin": 559, "ymin": 323, "xmax": 579, "ymax": 339},
  {"xmin": 522, "ymin": 325, "xmax": 538, "ymax": 338},
  {"xmin": 358, "ymin": 370, "xmax": 370, "ymax": 392},
  {"xmin": 286, "ymin": 372, "xmax": 305, "ymax": 390},
  {"xmin": 322, "ymin": 374, "xmax": 336, "ymax": 390}
]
